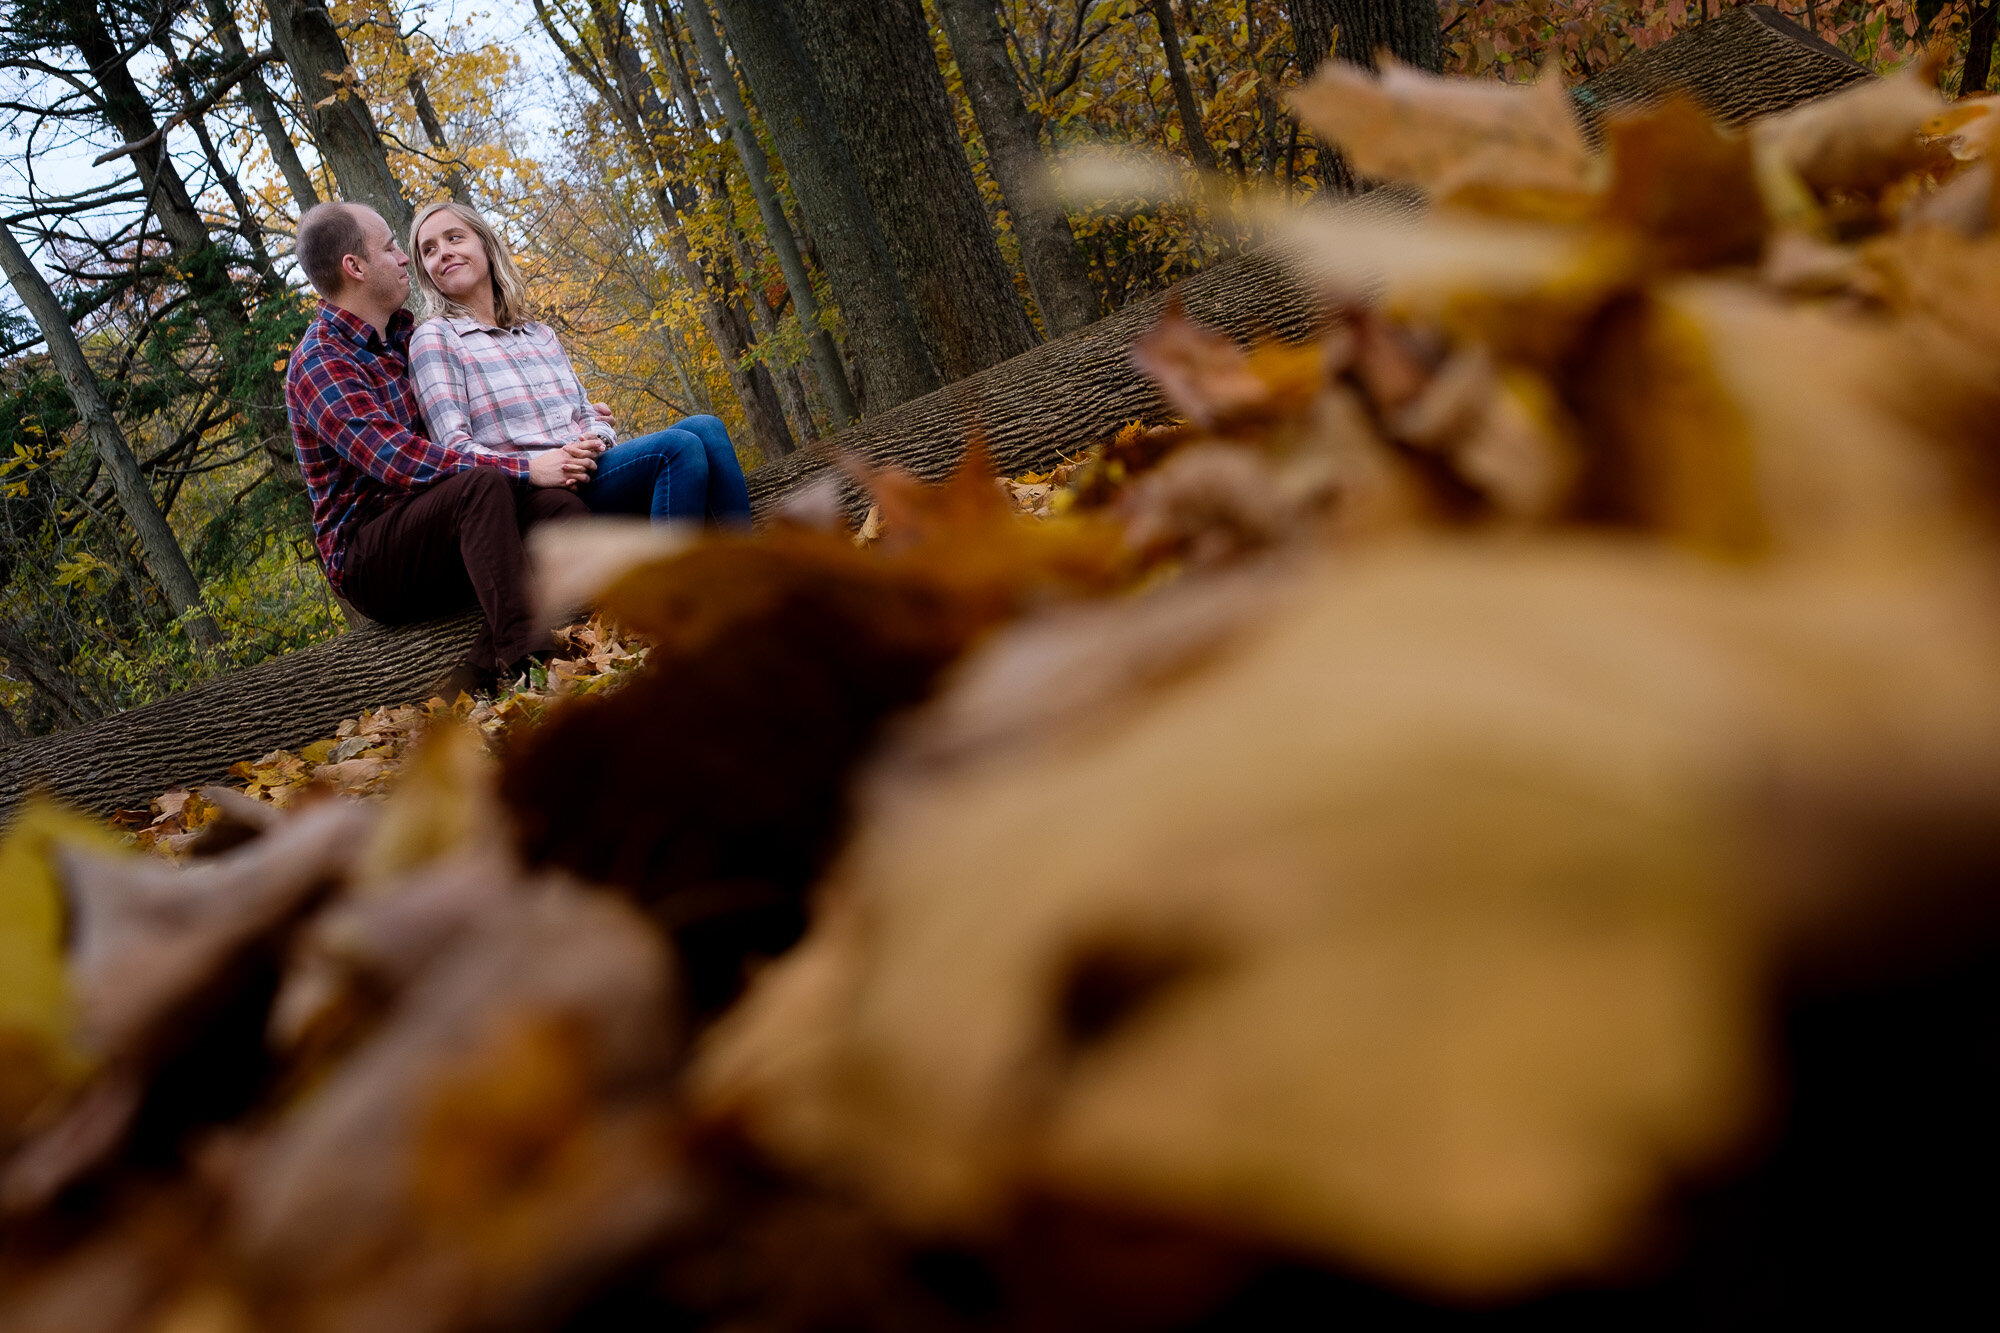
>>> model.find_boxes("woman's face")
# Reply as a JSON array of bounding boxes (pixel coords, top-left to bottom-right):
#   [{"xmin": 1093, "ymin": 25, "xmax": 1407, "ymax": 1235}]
[{"xmin": 416, "ymin": 212, "xmax": 492, "ymax": 307}]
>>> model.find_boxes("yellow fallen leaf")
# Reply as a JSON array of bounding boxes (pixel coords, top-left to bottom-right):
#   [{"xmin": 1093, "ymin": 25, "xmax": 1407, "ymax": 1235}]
[
  {"xmin": 695, "ymin": 542, "xmax": 2000, "ymax": 1299},
  {"xmin": 0, "ymin": 799, "xmax": 119, "ymax": 1132}
]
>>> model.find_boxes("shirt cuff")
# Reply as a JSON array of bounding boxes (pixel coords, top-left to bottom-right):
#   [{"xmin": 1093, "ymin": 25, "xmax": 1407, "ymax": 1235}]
[{"xmin": 478, "ymin": 451, "xmax": 533, "ymax": 481}]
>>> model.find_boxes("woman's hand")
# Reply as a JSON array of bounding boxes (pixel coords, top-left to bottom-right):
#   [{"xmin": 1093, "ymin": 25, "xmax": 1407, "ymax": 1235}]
[
  {"xmin": 527, "ymin": 442, "xmax": 597, "ymax": 489},
  {"xmin": 590, "ymin": 401, "xmax": 616, "ymax": 431}
]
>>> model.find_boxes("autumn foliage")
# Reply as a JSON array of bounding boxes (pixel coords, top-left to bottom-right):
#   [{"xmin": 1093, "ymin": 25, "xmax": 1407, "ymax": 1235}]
[{"xmin": 9, "ymin": 39, "xmax": 2000, "ymax": 1331}]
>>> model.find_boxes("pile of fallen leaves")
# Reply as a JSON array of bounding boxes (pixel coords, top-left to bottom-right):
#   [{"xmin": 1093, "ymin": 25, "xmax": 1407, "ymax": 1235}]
[
  {"xmin": 119, "ymin": 618, "xmax": 646, "ymax": 856},
  {"xmin": 9, "ymin": 53, "xmax": 2000, "ymax": 1330}
]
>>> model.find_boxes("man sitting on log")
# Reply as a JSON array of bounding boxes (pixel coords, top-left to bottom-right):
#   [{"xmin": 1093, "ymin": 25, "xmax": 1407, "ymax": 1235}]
[{"xmin": 285, "ymin": 202, "xmax": 598, "ymax": 697}]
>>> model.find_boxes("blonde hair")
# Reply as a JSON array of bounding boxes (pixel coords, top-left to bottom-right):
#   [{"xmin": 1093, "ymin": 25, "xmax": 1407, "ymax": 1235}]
[{"xmin": 409, "ymin": 201, "xmax": 532, "ymax": 327}]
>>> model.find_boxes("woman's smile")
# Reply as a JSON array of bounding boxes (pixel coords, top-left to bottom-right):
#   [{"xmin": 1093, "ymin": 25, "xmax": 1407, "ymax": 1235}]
[{"xmin": 415, "ymin": 216, "xmax": 491, "ymax": 302}]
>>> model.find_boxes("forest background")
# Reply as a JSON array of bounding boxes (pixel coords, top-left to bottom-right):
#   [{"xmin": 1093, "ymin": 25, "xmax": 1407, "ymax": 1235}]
[{"xmin": 0, "ymin": 0, "xmax": 1986, "ymax": 739}]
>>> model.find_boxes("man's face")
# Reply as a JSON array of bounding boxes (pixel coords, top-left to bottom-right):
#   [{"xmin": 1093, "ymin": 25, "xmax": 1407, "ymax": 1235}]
[{"xmin": 345, "ymin": 206, "xmax": 411, "ymax": 310}]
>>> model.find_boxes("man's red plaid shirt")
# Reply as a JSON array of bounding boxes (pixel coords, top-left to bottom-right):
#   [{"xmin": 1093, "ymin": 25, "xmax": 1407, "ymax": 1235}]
[{"xmin": 285, "ymin": 302, "xmax": 528, "ymax": 592}]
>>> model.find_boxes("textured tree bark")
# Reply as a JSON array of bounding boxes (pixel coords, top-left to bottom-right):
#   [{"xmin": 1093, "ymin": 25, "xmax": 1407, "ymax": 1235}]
[
  {"xmin": 1568, "ymin": 4, "xmax": 1868, "ymax": 134},
  {"xmin": 68, "ymin": 1, "xmax": 297, "ymax": 480},
  {"xmin": 1966, "ymin": 3, "xmax": 1996, "ymax": 95},
  {"xmin": 679, "ymin": 0, "xmax": 859, "ymax": 425},
  {"xmin": 935, "ymin": 0, "xmax": 1103, "ymax": 338},
  {"xmin": 710, "ymin": 0, "xmax": 940, "ymax": 410},
  {"xmin": 0, "ymin": 225, "xmax": 221, "ymax": 651},
  {"xmin": 0, "ymin": 612, "xmax": 483, "ymax": 817},
  {"xmin": 743, "ymin": 247, "xmax": 1320, "ymax": 515},
  {"xmin": 264, "ymin": 0, "xmax": 416, "ymax": 240},
  {"xmin": 1286, "ymin": 0, "xmax": 1440, "ymax": 195},
  {"xmin": 1146, "ymin": 0, "xmax": 1219, "ymax": 174},
  {"xmin": 1329, "ymin": 0, "xmax": 1443, "ymax": 72},
  {"xmin": 205, "ymin": 0, "xmax": 321, "ymax": 210},
  {"xmin": 788, "ymin": 0, "xmax": 1038, "ymax": 382}
]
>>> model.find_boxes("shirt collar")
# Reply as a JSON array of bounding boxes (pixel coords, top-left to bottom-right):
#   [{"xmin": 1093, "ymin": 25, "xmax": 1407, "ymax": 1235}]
[
  {"xmin": 444, "ymin": 313, "xmax": 526, "ymax": 336},
  {"xmin": 318, "ymin": 301, "xmax": 414, "ymax": 351}
]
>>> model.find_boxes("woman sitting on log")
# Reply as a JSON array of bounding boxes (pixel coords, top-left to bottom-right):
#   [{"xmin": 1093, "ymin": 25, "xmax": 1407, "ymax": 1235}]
[{"xmin": 406, "ymin": 201, "xmax": 751, "ymax": 526}]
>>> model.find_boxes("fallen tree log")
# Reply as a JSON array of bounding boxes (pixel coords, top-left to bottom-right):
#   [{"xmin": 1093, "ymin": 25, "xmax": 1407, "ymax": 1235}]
[
  {"xmin": 746, "ymin": 246, "xmax": 1323, "ymax": 515},
  {"xmin": 1570, "ymin": 4, "xmax": 1868, "ymax": 133},
  {"xmin": 0, "ymin": 614, "xmax": 480, "ymax": 818},
  {"xmin": 0, "ymin": 6, "xmax": 1871, "ymax": 821}
]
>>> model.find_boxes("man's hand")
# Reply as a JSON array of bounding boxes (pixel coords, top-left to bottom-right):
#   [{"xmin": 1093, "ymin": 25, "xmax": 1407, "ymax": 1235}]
[
  {"xmin": 526, "ymin": 442, "xmax": 597, "ymax": 489},
  {"xmin": 590, "ymin": 400, "xmax": 616, "ymax": 431}
]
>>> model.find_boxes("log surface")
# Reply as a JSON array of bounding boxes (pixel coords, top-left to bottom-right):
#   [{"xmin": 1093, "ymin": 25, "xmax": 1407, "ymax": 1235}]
[
  {"xmin": 1570, "ymin": 4, "xmax": 1869, "ymax": 133},
  {"xmin": 0, "ymin": 612, "xmax": 480, "ymax": 818},
  {"xmin": 746, "ymin": 247, "xmax": 1324, "ymax": 515}
]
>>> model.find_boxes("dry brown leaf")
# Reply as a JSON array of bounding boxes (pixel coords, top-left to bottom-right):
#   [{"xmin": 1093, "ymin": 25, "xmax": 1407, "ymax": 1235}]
[
  {"xmin": 1560, "ymin": 280, "xmax": 1994, "ymax": 562},
  {"xmin": 1128, "ymin": 302, "xmax": 1335, "ymax": 437},
  {"xmin": 1755, "ymin": 62, "xmax": 1952, "ymax": 204},
  {"xmin": 527, "ymin": 518, "xmax": 698, "ymax": 632},
  {"xmin": 231, "ymin": 882, "xmax": 687, "ymax": 1333},
  {"xmin": 694, "ymin": 542, "xmax": 2000, "ymax": 1299},
  {"xmin": 1286, "ymin": 57, "xmax": 1595, "ymax": 207},
  {"xmin": 1116, "ymin": 444, "xmax": 1336, "ymax": 566},
  {"xmin": 1601, "ymin": 97, "xmax": 1766, "ymax": 269},
  {"xmin": 1921, "ymin": 94, "xmax": 2000, "ymax": 161},
  {"xmin": 1, "ymin": 801, "xmax": 371, "ymax": 1215}
]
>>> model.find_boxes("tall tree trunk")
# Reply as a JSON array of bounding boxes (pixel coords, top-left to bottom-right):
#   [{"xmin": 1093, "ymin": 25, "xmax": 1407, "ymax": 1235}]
[
  {"xmin": 678, "ymin": 0, "xmax": 857, "ymax": 423},
  {"xmin": 1967, "ymin": 2, "xmax": 1996, "ymax": 94},
  {"xmin": 788, "ymin": 0, "xmax": 1036, "ymax": 381},
  {"xmin": 0, "ymin": 226, "xmax": 221, "ymax": 651},
  {"xmin": 709, "ymin": 0, "xmax": 939, "ymax": 409},
  {"xmin": 264, "ymin": 0, "xmax": 416, "ymax": 239},
  {"xmin": 1331, "ymin": 0, "xmax": 1442, "ymax": 71},
  {"xmin": 1145, "ymin": 0, "xmax": 1219, "ymax": 173},
  {"xmin": 206, "ymin": 0, "xmax": 321, "ymax": 210},
  {"xmin": 543, "ymin": 0, "xmax": 795, "ymax": 458},
  {"xmin": 641, "ymin": 0, "xmax": 809, "ymax": 441},
  {"xmin": 1289, "ymin": 0, "xmax": 1441, "ymax": 75},
  {"xmin": 733, "ymin": 225, "xmax": 820, "ymax": 443},
  {"xmin": 67, "ymin": 2, "xmax": 296, "ymax": 481},
  {"xmin": 935, "ymin": 0, "xmax": 1102, "ymax": 338},
  {"xmin": 604, "ymin": 1, "xmax": 795, "ymax": 458},
  {"xmin": 1287, "ymin": 1, "xmax": 1440, "ymax": 193}
]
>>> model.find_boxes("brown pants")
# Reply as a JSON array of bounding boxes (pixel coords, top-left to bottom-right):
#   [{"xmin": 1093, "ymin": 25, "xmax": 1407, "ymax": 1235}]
[{"xmin": 340, "ymin": 468, "xmax": 587, "ymax": 673}]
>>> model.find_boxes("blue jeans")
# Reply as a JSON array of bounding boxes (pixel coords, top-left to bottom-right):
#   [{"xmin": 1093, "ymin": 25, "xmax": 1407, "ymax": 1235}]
[{"xmin": 577, "ymin": 415, "xmax": 752, "ymax": 524}]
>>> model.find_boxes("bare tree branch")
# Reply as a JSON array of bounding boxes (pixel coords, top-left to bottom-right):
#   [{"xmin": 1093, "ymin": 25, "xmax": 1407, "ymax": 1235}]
[{"xmin": 90, "ymin": 49, "xmax": 281, "ymax": 165}]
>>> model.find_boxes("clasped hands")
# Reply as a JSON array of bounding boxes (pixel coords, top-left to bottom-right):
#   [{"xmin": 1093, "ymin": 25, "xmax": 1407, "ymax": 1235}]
[{"xmin": 526, "ymin": 401, "xmax": 616, "ymax": 490}]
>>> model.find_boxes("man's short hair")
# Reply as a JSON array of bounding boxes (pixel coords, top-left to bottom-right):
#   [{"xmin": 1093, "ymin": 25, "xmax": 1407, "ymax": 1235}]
[{"xmin": 296, "ymin": 202, "xmax": 369, "ymax": 298}]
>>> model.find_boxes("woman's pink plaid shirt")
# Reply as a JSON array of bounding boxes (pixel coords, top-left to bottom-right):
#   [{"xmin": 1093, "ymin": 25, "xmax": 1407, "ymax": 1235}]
[{"xmin": 406, "ymin": 315, "xmax": 617, "ymax": 459}]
